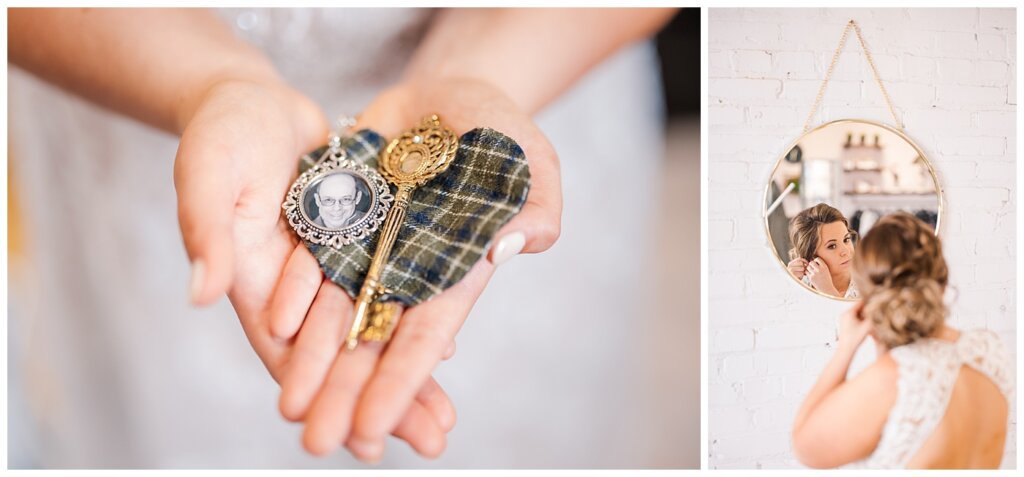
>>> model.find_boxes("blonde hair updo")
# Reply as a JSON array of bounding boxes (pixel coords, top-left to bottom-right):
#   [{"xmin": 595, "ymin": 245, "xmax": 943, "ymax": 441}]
[{"xmin": 853, "ymin": 212, "xmax": 948, "ymax": 348}]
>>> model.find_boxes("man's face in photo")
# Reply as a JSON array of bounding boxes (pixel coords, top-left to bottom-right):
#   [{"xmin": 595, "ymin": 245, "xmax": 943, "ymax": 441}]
[{"xmin": 314, "ymin": 174, "xmax": 361, "ymax": 228}]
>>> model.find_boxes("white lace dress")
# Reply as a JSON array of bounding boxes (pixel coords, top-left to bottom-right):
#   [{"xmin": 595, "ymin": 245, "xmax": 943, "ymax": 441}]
[
  {"xmin": 846, "ymin": 329, "xmax": 1014, "ymax": 468},
  {"xmin": 8, "ymin": 8, "xmax": 668, "ymax": 468},
  {"xmin": 800, "ymin": 274, "xmax": 858, "ymax": 298}
]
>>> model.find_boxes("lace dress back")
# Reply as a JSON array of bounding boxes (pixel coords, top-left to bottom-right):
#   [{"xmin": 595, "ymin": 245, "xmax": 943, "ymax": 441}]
[{"xmin": 848, "ymin": 329, "xmax": 1014, "ymax": 468}]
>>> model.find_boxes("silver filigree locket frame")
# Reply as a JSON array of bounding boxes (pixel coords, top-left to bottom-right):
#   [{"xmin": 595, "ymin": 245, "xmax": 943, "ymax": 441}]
[{"xmin": 283, "ymin": 144, "xmax": 393, "ymax": 249}]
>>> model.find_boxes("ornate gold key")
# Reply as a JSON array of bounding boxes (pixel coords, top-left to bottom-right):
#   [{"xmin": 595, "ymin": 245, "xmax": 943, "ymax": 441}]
[{"xmin": 346, "ymin": 115, "xmax": 459, "ymax": 350}]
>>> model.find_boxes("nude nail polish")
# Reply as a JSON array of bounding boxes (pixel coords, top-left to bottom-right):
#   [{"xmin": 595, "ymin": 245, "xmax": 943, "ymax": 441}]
[
  {"xmin": 189, "ymin": 259, "xmax": 206, "ymax": 305},
  {"xmin": 490, "ymin": 232, "xmax": 526, "ymax": 266},
  {"xmin": 350, "ymin": 438, "xmax": 383, "ymax": 463}
]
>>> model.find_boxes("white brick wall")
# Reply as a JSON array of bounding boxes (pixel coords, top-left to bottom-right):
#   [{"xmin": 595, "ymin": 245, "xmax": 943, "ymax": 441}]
[{"xmin": 709, "ymin": 8, "xmax": 1016, "ymax": 469}]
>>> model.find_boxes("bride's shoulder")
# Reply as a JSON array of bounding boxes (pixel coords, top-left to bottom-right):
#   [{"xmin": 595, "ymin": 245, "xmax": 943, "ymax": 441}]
[{"xmin": 853, "ymin": 352, "xmax": 900, "ymax": 388}]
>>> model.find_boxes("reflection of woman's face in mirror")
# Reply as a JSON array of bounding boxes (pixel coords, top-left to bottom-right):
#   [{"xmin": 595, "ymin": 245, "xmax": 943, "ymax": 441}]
[
  {"xmin": 814, "ymin": 221, "xmax": 855, "ymax": 275},
  {"xmin": 797, "ymin": 220, "xmax": 856, "ymax": 298},
  {"xmin": 786, "ymin": 203, "xmax": 859, "ymax": 298}
]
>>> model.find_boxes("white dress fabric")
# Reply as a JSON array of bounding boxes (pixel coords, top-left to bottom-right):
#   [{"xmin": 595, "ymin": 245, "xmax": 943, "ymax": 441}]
[
  {"xmin": 844, "ymin": 280, "xmax": 858, "ymax": 299},
  {"xmin": 800, "ymin": 275, "xmax": 858, "ymax": 298},
  {"xmin": 8, "ymin": 8, "xmax": 668, "ymax": 468},
  {"xmin": 847, "ymin": 329, "xmax": 1014, "ymax": 469}
]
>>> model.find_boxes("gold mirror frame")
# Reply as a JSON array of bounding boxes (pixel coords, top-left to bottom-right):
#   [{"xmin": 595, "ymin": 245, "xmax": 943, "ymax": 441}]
[{"xmin": 762, "ymin": 119, "xmax": 945, "ymax": 301}]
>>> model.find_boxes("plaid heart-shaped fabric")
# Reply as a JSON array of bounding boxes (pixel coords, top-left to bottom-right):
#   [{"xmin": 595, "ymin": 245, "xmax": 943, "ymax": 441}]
[{"xmin": 296, "ymin": 128, "xmax": 530, "ymax": 306}]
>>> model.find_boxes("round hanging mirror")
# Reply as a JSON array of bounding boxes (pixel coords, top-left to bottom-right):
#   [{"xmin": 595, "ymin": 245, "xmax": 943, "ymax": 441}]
[{"xmin": 763, "ymin": 119, "xmax": 943, "ymax": 300}]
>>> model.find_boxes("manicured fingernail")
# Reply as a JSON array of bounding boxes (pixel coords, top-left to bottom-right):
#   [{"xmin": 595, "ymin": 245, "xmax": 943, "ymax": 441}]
[
  {"xmin": 490, "ymin": 232, "xmax": 525, "ymax": 266},
  {"xmin": 350, "ymin": 438, "xmax": 383, "ymax": 463},
  {"xmin": 189, "ymin": 260, "xmax": 206, "ymax": 305},
  {"xmin": 439, "ymin": 404, "xmax": 456, "ymax": 431}
]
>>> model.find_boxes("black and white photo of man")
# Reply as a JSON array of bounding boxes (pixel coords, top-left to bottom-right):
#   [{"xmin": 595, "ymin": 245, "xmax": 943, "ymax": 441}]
[{"xmin": 307, "ymin": 172, "xmax": 366, "ymax": 229}]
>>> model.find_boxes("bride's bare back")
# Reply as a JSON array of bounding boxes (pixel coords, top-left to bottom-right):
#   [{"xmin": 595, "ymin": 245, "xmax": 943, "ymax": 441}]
[{"xmin": 907, "ymin": 364, "xmax": 1008, "ymax": 469}]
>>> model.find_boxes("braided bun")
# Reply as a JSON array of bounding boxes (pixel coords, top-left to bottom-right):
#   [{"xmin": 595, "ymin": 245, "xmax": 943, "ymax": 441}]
[
  {"xmin": 853, "ymin": 212, "xmax": 947, "ymax": 348},
  {"xmin": 861, "ymin": 278, "xmax": 945, "ymax": 347}
]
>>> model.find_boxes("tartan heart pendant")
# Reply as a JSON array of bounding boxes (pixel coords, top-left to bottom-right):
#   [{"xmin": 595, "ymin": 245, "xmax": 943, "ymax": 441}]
[{"xmin": 291, "ymin": 127, "xmax": 530, "ymax": 306}]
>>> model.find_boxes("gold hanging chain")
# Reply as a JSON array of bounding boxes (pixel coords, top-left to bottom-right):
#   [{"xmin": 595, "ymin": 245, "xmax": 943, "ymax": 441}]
[{"xmin": 802, "ymin": 20, "xmax": 903, "ymax": 132}]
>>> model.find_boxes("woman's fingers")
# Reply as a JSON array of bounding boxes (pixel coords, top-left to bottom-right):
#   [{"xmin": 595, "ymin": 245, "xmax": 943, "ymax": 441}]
[
  {"xmin": 488, "ymin": 125, "xmax": 562, "ymax": 264},
  {"xmin": 174, "ymin": 135, "xmax": 237, "ymax": 306},
  {"xmin": 281, "ymin": 283, "xmax": 456, "ymax": 459},
  {"xmin": 269, "ymin": 246, "xmax": 323, "ymax": 340},
  {"xmin": 789, "ymin": 259, "xmax": 806, "ymax": 276},
  {"xmin": 301, "ymin": 340, "xmax": 385, "ymax": 457},
  {"xmin": 415, "ymin": 376, "xmax": 457, "ymax": 433},
  {"xmin": 441, "ymin": 340, "xmax": 456, "ymax": 361},
  {"xmin": 350, "ymin": 261, "xmax": 493, "ymax": 445},
  {"xmin": 345, "ymin": 400, "xmax": 446, "ymax": 463},
  {"xmin": 278, "ymin": 280, "xmax": 350, "ymax": 421},
  {"xmin": 372, "ymin": 400, "xmax": 447, "ymax": 460},
  {"xmin": 815, "ymin": 258, "xmax": 829, "ymax": 273},
  {"xmin": 348, "ymin": 379, "xmax": 455, "ymax": 462},
  {"xmin": 807, "ymin": 259, "xmax": 819, "ymax": 276}
]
